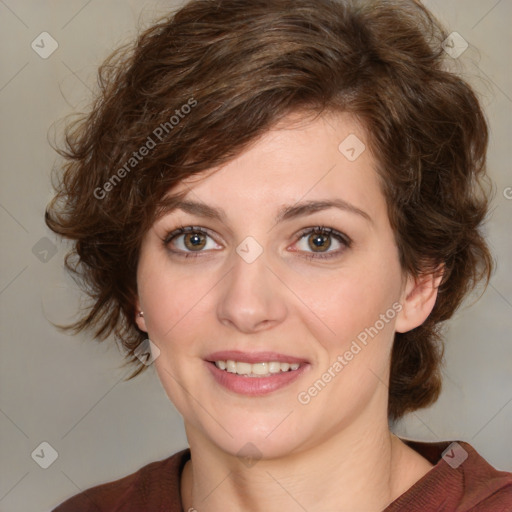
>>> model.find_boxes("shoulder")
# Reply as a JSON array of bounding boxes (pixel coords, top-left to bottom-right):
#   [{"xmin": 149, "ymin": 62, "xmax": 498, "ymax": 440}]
[
  {"xmin": 52, "ymin": 448, "xmax": 190, "ymax": 512},
  {"xmin": 387, "ymin": 439, "xmax": 512, "ymax": 512},
  {"xmin": 453, "ymin": 441, "xmax": 512, "ymax": 511}
]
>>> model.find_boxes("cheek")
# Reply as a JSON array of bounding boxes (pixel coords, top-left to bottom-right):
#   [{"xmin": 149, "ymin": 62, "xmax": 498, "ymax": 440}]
[
  {"xmin": 313, "ymin": 262, "xmax": 399, "ymax": 316},
  {"xmin": 140, "ymin": 277, "xmax": 203, "ymax": 342},
  {"xmin": 293, "ymin": 248, "xmax": 402, "ymax": 353},
  {"xmin": 138, "ymin": 247, "xmax": 198, "ymax": 319}
]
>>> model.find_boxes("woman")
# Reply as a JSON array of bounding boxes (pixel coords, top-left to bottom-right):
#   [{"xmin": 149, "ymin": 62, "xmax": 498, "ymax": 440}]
[{"xmin": 48, "ymin": 0, "xmax": 512, "ymax": 510}]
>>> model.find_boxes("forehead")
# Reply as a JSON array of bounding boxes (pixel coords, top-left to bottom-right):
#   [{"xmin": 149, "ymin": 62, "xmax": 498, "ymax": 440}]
[{"xmin": 166, "ymin": 112, "xmax": 385, "ymax": 224}]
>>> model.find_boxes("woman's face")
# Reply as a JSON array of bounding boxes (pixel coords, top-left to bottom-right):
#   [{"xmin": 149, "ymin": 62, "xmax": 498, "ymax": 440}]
[{"xmin": 136, "ymin": 112, "xmax": 412, "ymax": 458}]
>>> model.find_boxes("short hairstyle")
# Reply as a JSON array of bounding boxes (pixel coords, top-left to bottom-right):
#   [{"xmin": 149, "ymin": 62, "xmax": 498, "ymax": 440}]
[{"xmin": 46, "ymin": 0, "xmax": 493, "ymax": 421}]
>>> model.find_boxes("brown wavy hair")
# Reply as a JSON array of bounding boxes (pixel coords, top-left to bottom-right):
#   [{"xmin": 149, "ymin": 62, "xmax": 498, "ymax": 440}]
[{"xmin": 45, "ymin": 0, "xmax": 494, "ymax": 421}]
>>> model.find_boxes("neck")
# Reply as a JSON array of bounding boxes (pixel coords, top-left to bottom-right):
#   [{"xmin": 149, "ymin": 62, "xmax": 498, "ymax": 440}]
[{"xmin": 181, "ymin": 414, "xmax": 432, "ymax": 512}]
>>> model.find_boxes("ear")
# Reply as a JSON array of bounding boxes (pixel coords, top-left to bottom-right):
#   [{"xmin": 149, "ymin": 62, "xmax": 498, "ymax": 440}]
[
  {"xmin": 395, "ymin": 265, "xmax": 444, "ymax": 333},
  {"xmin": 134, "ymin": 300, "xmax": 148, "ymax": 333}
]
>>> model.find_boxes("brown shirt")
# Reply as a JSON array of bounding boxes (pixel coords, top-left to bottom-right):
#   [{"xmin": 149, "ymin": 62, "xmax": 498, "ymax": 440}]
[{"xmin": 53, "ymin": 440, "xmax": 512, "ymax": 511}]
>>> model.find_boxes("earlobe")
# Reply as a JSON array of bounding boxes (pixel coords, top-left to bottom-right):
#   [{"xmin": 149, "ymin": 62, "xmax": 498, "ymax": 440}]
[
  {"xmin": 135, "ymin": 305, "xmax": 148, "ymax": 332},
  {"xmin": 395, "ymin": 266, "xmax": 444, "ymax": 333}
]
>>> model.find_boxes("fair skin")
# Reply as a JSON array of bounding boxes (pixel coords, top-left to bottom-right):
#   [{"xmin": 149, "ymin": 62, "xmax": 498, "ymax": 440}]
[{"xmin": 135, "ymin": 112, "xmax": 441, "ymax": 512}]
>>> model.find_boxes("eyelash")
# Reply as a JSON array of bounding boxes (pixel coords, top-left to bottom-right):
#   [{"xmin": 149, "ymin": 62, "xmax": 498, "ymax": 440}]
[{"xmin": 162, "ymin": 225, "xmax": 351, "ymax": 260}]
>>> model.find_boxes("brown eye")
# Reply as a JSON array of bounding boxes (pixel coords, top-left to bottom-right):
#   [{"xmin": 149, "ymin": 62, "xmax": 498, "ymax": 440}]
[
  {"xmin": 293, "ymin": 226, "xmax": 351, "ymax": 260},
  {"xmin": 164, "ymin": 226, "xmax": 222, "ymax": 257},
  {"xmin": 308, "ymin": 232, "xmax": 332, "ymax": 252},
  {"xmin": 183, "ymin": 232, "xmax": 207, "ymax": 251}
]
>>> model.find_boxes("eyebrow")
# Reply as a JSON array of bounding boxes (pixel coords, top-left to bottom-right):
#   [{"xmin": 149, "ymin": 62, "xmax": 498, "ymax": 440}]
[{"xmin": 160, "ymin": 198, "xmax": 372, "ymax": 224}]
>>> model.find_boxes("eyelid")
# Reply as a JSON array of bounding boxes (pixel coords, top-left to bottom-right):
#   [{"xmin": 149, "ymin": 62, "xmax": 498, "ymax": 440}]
[
  {"xmin": 290, "ymin": 226, "xmax": 352, "ymax": 259},
  {"xmin": 295, "ymin": 226, "xmax": 351, "ymax": 247},
  {"xmin": 163, "ymin": 225, "xmax": 216, "ymax": 245},
  {"xmin": 163, "ymin": 225, "xmax": 223, "ymax": 257}
]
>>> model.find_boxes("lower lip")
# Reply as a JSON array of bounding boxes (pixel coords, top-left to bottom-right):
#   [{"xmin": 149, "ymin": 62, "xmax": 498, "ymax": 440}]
[{"xmin": 206, "ymin": 361, "xmax": 309, "ymax": 396}]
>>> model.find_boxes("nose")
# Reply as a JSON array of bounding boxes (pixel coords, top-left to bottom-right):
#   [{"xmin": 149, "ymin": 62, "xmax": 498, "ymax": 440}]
[{"xmin": 216, "ymin": 249, "xmax": 288, "ymax": 334}]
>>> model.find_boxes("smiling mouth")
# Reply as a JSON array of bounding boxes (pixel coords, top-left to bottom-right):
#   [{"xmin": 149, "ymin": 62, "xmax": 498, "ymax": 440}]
[{"xmin": 212, "ymin": 360, "xmax": 302, "ymax": 377}]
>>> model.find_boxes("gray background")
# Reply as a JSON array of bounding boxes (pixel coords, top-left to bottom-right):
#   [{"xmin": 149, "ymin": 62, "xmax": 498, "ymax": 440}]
[{"xmin": 0, "ymin": 1, "xmax": 510, "ymax": 511}]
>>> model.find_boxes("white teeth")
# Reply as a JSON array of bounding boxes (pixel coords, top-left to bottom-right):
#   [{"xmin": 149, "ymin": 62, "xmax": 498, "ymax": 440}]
[
  {"xmin": 269, "ymin": 362, "xmax": 281, "ymax": 374},
  {"xmin": 214, "ymin": 360, "xmax": 302, "ymax": 377},
  {"xmin": 235, "ymin": 362, "xmax": 252, "ymax": 375},
  {"xmin": 251, "ymin": 362, "xmax": 269, "ymax": 375}
]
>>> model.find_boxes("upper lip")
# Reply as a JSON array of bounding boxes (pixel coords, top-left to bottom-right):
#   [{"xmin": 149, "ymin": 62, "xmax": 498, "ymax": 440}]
[{"xmin": 206, "ymin": 350, "xmax": 308, "ymax": 364}]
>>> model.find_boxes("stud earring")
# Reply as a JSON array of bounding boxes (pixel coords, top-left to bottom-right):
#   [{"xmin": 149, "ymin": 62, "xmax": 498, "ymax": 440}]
[{"xmin": 137, "ymin": 311, "xmax": 144, "ymax": 317}]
